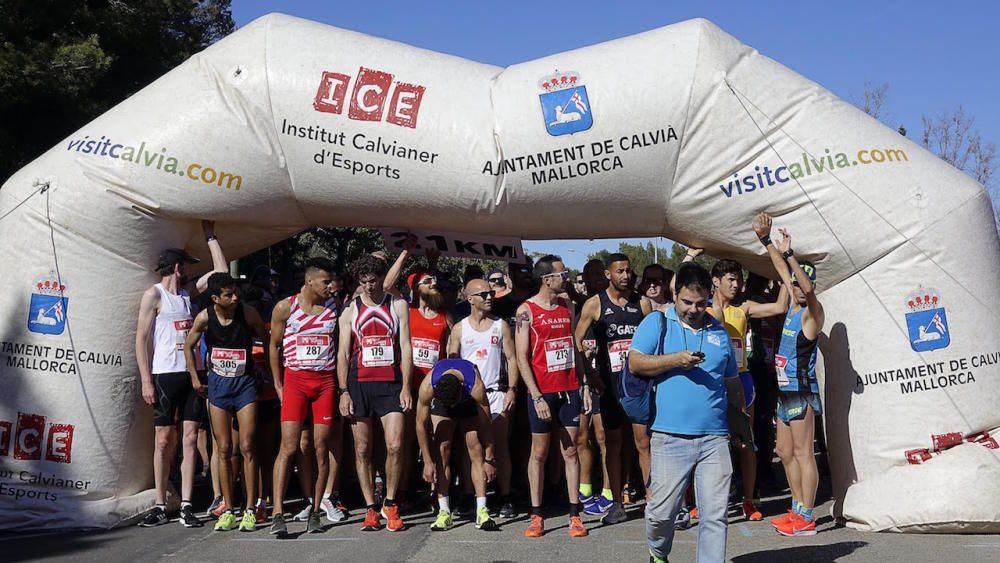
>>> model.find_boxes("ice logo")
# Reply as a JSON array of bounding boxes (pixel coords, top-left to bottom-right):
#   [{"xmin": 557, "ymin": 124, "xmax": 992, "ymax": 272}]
[
  {"xmin": 538, "ymin": 71, "xmax": 593, "ymax": 136},
  {"xmin": 27, "ymin": 273, "xmax": 68, "ymax": 336},
  {"xmin": 904, "ymin": 286, "xmax": 949, "ymax": 352}
]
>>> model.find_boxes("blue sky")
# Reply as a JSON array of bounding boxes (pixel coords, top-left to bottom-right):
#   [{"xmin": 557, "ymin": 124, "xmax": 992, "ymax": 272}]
[{"xmin": 233, "ymin": 1, "xmax": 998, "ymax": 267}]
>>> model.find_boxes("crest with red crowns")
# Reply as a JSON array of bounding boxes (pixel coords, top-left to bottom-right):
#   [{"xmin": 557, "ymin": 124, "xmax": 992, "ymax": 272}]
[
  {"xmin": 27, "ymin": 272, "xmax": 69, "ymax": 336},
  {"xmin": 904, "ymin": 285, "xmax": 949, "ymax": 352},
  {"xmin": 537, "ymin": 70, "xmax": 593, "ymax": 137}
]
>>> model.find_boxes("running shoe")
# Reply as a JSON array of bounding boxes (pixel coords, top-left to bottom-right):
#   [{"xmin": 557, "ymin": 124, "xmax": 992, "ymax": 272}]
[
  {"xmin": 648, "ymin": 549, "xmax": 667, "ymax": 563},
  {"xmin": 292, "ymin": 503, "xmax": 312, "ymax": 522},
  {"xmin": 594, "ymin": 496, "xmax": 613, "ymax": 514},
  {"xmin": 568, "ymin": 515, "xmax": 588, "ymax": 537},
  {"xmin": 524, "ymin": 514, "xmax": 544, "ymax": 538},
  {"xmin": 206, "ymin": 495, "xmax": 224, "ymax": 518},
  {"xmin": 139, "ymin": 506, "xmax": 168, "ymax": 527},
  {"xmin": 430, "ymin": 509, "xmax": 453, "ymax": 531},
  {"xmin": 580, "ymin": 493, "xmax": 601, "ymax": 515},
  {"xmin": 499, "ymin": 501, "xmax": 517, "ymax": 519},
  {"xmin": 770, "ymin": 508, "xmax": 795, "ymax": 528},
  {"xmin": 179, "ymin": 505, "xmax": 201, "ymax": 528},
  {"xmin": 674, "ymin": 506, "xmax": 692, "ymax": 530},
  {"xmin": 239, "ymin": 510, "xmax": 257, "ymax": 532},
  {"xmin": 210, "ymin": 498, "xmax": 228, "ymax": 519},
  {"xmin": 254, "ymin": 499, "xmax": 267, "ymax": 524},
  {"xmin": 688, "ymin": 506, "xmax": 699, "ymax": 520},
  {"xmin": 334, "ymin": 497, "xmax": 350, "ymax": 519},
  {"xmin": 306, "ymin": 510, "xmax": 323, "ymax": 534},
  {"xmin": 601, "ymin": 501, "xmax": 627, "ymax": 525},
  {"xmin": 321, "ymin": 497, "xmax": 347, "ymax": 523},
  {"xmin": 214, "ymin": 511, "xmax": 237, "ymax": 531},
  {"xmin": 776, "ymin": 514, "xmax": 816, "ymax": 537},
  {"xmin": 269, "ymin": 513, "xmax": 287, "ymax": 536},
  {"xmin": 742, "ymin": 500, "xmax": 763, "ymax": 521},
  {"xmin": 361, "ymin": 507, "xmax": 382, "ymax": 531},
  {"xmin": 382, "ymin": 504, "xmax": 405, "ymax": 532},
  {"xmin": 475, "ymin": 507, "xmax": 499, "ymax": 531}
]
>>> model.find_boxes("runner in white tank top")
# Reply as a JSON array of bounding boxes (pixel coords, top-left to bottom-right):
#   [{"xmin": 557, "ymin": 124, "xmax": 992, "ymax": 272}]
[
  {"xmin": 447, "ymin": 278, "xmax": 520, "ymax": 519},
  {"xmin": 135, "ymin": 220, "xmax": 229, "ymax": 528}
]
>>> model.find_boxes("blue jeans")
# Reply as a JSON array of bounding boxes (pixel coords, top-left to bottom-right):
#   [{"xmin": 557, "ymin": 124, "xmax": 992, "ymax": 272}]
[{"xmin": 646, "ymin": 433, "xmax": 732, "ymax": 563}]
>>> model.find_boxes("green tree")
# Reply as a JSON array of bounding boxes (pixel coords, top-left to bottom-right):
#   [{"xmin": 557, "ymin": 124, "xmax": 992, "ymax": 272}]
[
  {"xmin": 0, "ymin": 0, "xmax": 235, "ymax": 181},
  {"xmin": 588, "ymin": 240, "xmax": 715, "ymax": 277}
]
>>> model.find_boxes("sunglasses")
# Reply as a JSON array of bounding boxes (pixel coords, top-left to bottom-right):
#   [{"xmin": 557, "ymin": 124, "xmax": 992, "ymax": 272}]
[
  {"xmin": 488, "ymin": 277, "xmax": 505, "ymax": 284},
  {"xmin": 418, "ymin": 277, "xmax": 436, "ymax": 286},
  {"xmin": 543, "ymin": 271, "xmax": 570, "ymax": 282},
  {"xmin": 470, "ymin": 290, "xmax": 496, "ymax": 300}
]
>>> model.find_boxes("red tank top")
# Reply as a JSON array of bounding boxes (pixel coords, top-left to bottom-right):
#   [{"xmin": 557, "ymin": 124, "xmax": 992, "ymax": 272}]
[
  {"xmin": 409, "ymin": 307, "xmax": 448, "ymax": 388},
  {"xmin": 350, "ymin": 295, "xmax": 400, "ymax": 383},
  {"xmin": 282, "ymin": 295, "xmax": 338, "ymax": 373},
  {"xmin": 528, "ymin": 298, "xmax": 578, "ymax": 394}
]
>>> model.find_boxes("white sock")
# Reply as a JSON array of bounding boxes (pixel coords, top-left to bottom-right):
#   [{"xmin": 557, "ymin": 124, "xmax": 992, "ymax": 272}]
[
  {"xmin": 476, "ymin": 497, "xmax": 487, "ymax": 511},
  {"xmin": 323, "ymin": 491, "xmax": 332, "ymax": 500},
  {"xmin": 180, "ymin": 501, "xmax": 192, "ymax": 508},
  {"xmin": 438, "ymin": 496, "xmax": 450, "ymax": 513}
]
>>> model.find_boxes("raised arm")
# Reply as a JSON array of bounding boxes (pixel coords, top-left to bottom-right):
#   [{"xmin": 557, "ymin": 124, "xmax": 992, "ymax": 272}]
[
  {"xmin": 671, "ymin": 246, "xmax": 702, "ymax": 297},
  {"xmin": 383, "ymin": 235, "xmax": 416, "ymax": 294},
  {"xmin": 193, "ymin": 220, "xmax": 229, "ymax": 296}
]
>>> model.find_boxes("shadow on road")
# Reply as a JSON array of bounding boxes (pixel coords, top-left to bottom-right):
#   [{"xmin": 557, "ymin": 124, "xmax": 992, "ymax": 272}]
[
  {"xmin": 2, "ymin": 530, "xmax": 118, "ymax": 562},
  {"xmin": 732, "ymin": 540, "xmax": 867, "ymax": 563}
]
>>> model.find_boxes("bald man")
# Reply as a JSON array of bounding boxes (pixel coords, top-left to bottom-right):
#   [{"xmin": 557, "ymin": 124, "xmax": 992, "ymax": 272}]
[{"xmin": 447, "ymin": 278, "xmax": 520, "ymax": 518}]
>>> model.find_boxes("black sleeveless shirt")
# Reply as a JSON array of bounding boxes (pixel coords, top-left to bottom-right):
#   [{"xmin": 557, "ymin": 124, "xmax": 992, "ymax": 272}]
[
  {"xmin": 206, "ymin": 304, "xmax": 254, "ymax": 377},
  {"xmin": 593, "ymin": 290, "xmax": 644, "ymax": 379}
]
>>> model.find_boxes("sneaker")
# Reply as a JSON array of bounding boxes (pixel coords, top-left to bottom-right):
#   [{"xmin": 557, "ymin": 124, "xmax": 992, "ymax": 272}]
[
  {"xmin": 307, "ymin": 510, "xmax": 323, "ymax": 533},
  {"xmin": 601, "ymin": 501, "xmax": 627, "ymax": 525},
  {"xmin": 568, "ymin": 515, "xmax": 588, "ymax": 538},
  {"xmin": 771, "ymin": 508, "xmax": 795, "ymax": 528},
  {"xmin": 334, "ymin": 497, "xmax": 350, "ymax": 519},
  {"xmin": 179, "ymin": 505, "xmax": 201, "ymax": 528},
  {"xmin": 139, "ymin": 506, "xmax": 168, "ymax": 527},
  {"xmin": 649, "ymin": 549, "xmax": 668, "ymax": 563},
  {"xmin": 239, "ymin": 510, "xmax": 257, "ymax": 532},
  {"xmin": 524, "ymin": 514, "xmax": 544, "ymax": 538},
  {"xmin": 382, "ymin": 504, "xmax": 405, "ymax": 532},
  {"xmin": 594, "ymin": 495, "xmax": 613, "ymax": 514},
  {"xmin": 742, "ymin": 500, "xmax": 763, "ymax": 521},
  {"xmin": 214, "ymin": 511, "xmax": 237, "ymax": 531},
  {"xmin": 674, "ymin": 506, "xmax": 692, "ymax": 530},
  {"xmin": 776, "ymin": 514, "xmax": 817, "ymax": 537},
  {"xmin": 475, "ymin": 507, "xmax": 499, "ymax": 531},
  {"xmin": 580, "ymin": 493, "xmax": 601, "ymax": 515},
  {"xmin": 292, "ymin": 503, "xmax": 312, "ymax": 522},
  {"xmin": 688, "ymin": 506, "xmax": 699, "ymax": 520},
  {"xmin": 269, "ymin": 513, "xmax": 287, "ymax": 536},
  {"xmin": 430, "ymin": 509, "xmax": 454, "ymax": 531},
  {"xmin": 499, "ymin": 501, "xmax": 517, "ymax": 519},
  {"xmin": 206, "ymin": 495, "xmax": 224, "ymax": 518},
  {"xmin": 321, "ymin": 497, "xmax": 347, "ymax": 523},
  {"xmin": 254, "ymin": 499, "xmax": 267, "ymax": 524},
  {"xmin": 361, "ymin": 507, "xmax": 382, "ymax": 531}
]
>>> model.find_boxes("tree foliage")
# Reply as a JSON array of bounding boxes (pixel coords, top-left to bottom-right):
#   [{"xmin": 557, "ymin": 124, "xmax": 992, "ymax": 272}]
[
  {"xmin": 588, "ymin": 240, "xmax": 715, "ymax": 276},
  {"xmin": 0, "ymin": 0, "xmax": 235, "ymax": 181}
]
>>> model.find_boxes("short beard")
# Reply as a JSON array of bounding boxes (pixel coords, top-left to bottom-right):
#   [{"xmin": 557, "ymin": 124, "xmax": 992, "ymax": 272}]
[{"xmin": 420, "ymin": 289, "xmax": 444, "ymax": 311}]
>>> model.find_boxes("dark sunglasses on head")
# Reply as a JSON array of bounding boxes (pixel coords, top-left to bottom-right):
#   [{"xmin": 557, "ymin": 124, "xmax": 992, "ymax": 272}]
[
  {"xmin": 470, "ymin": 290, "xmax": 496, "ymax": 300},
  {"xmin": 488, "ymin": 277, "xmax": 505, "ymax": 284}
]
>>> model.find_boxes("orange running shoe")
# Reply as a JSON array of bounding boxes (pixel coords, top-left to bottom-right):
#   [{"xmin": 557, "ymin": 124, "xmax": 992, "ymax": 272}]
[
  {"xmin": 210, "ymin": 499, "xmax": 228, "ymax": 519},
  {"xmin": 742, "ymin": 500, "xmax": 763, "ymax": 521},
  {"xmin": 382, "ymin": 504, "xmax": 405, "ymax": 532},
  {"xmin": 568, "ymin": 515, "xmax": 588, "ymax": 538},
  {"xmin": 524, "ymin": 514, "xmax": 545, "ymax": 538},
  {"xmin": 770, "ymin": 508, "xmax": 795, "ymax": 528},
  {"xmin": 776, "ymin": 514, "xmax": 817, "ymax": 537},
  {"xmin": 688, "ymin": 506, "xmax": 699, "ymax": 520},
  {"xmin": 360, "ymin": 507, "xmax": 382, "ymax": 531}
]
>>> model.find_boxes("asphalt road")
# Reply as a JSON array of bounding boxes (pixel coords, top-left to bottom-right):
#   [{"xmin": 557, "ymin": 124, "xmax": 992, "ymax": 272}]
[{"xmin": 4, "ymin": 491, "xmax": 998, "ymax": 563}]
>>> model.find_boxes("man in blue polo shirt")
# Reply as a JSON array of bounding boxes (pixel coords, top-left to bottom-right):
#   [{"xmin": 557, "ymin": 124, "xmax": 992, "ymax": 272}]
[{"xmin": 629, "ymin": 262, "xmax": 750, "ymax": 563}]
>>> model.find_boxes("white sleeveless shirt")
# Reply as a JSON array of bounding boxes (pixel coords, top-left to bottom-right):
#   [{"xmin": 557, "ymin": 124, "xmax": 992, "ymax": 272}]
[
  {"xmin": 151, "ymin": 283, "xmax": 193, "ymax": 374},
  {"xmin": 459, "ymin": 316, "xmax": 503, "ymax": 389}
]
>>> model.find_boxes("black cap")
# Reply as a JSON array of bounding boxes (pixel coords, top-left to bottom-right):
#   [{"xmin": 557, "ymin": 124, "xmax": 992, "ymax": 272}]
[{"xmin": 156, "ymin": 248, "xmax": 200, "ymax": 272}]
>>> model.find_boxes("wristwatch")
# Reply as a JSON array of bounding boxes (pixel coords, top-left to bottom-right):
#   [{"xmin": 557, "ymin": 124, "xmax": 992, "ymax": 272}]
[
  {"xmin": 484, "ymin": 458, "xmax": 497, "ymax": 467},
  {"xmin": 782, "ymin": 248, "xmax": 794, "ymax": 259},
  {"xmin": 338, "ymin": 387, "xmax": 349, "ymax": 394}
]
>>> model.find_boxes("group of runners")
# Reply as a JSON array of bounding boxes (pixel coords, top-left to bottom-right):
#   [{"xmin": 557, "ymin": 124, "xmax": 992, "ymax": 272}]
[{"xmin": 135, "ymin": 214, "xmax": 825, "ymax": 560}]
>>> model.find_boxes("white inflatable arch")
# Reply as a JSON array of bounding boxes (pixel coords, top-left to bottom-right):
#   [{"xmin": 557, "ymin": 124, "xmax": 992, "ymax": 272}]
[{"xmin": 1, "ymin": 14, "xmax": 998, "ymax": 532}]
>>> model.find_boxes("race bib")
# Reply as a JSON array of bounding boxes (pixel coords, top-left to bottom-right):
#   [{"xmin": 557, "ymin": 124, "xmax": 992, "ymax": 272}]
[
  {"xmin": 210, "ymin": 348, "xmax": 247, "ymax": 377},
  {"xmin": 361, "ymin": 335, "xmax": 394, "ymax": 367},
  {"xmin": 609, "ymin": 339, "xmax": 631, "ymax": 373},
  {"xmin": 296, "ymin": 335, "xmax": 331, "ymax": 364},
  {"xmin": 731, "ymin": 337, "xmax": 746, "ymax": 371},
  {"xmin": 544, "ymin": 336, "xmax": 575, "ymax": 372},
  {"xmin": 775, "ymin": 354, "xmax": 790, "ymax": 387},
  {"xmin": 412, "ymin": 337, "xmax": 440, "ymax": 369},
  {"xmin": 174, "ymin": 319, "xmax": 193, "ymax": 350}
]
